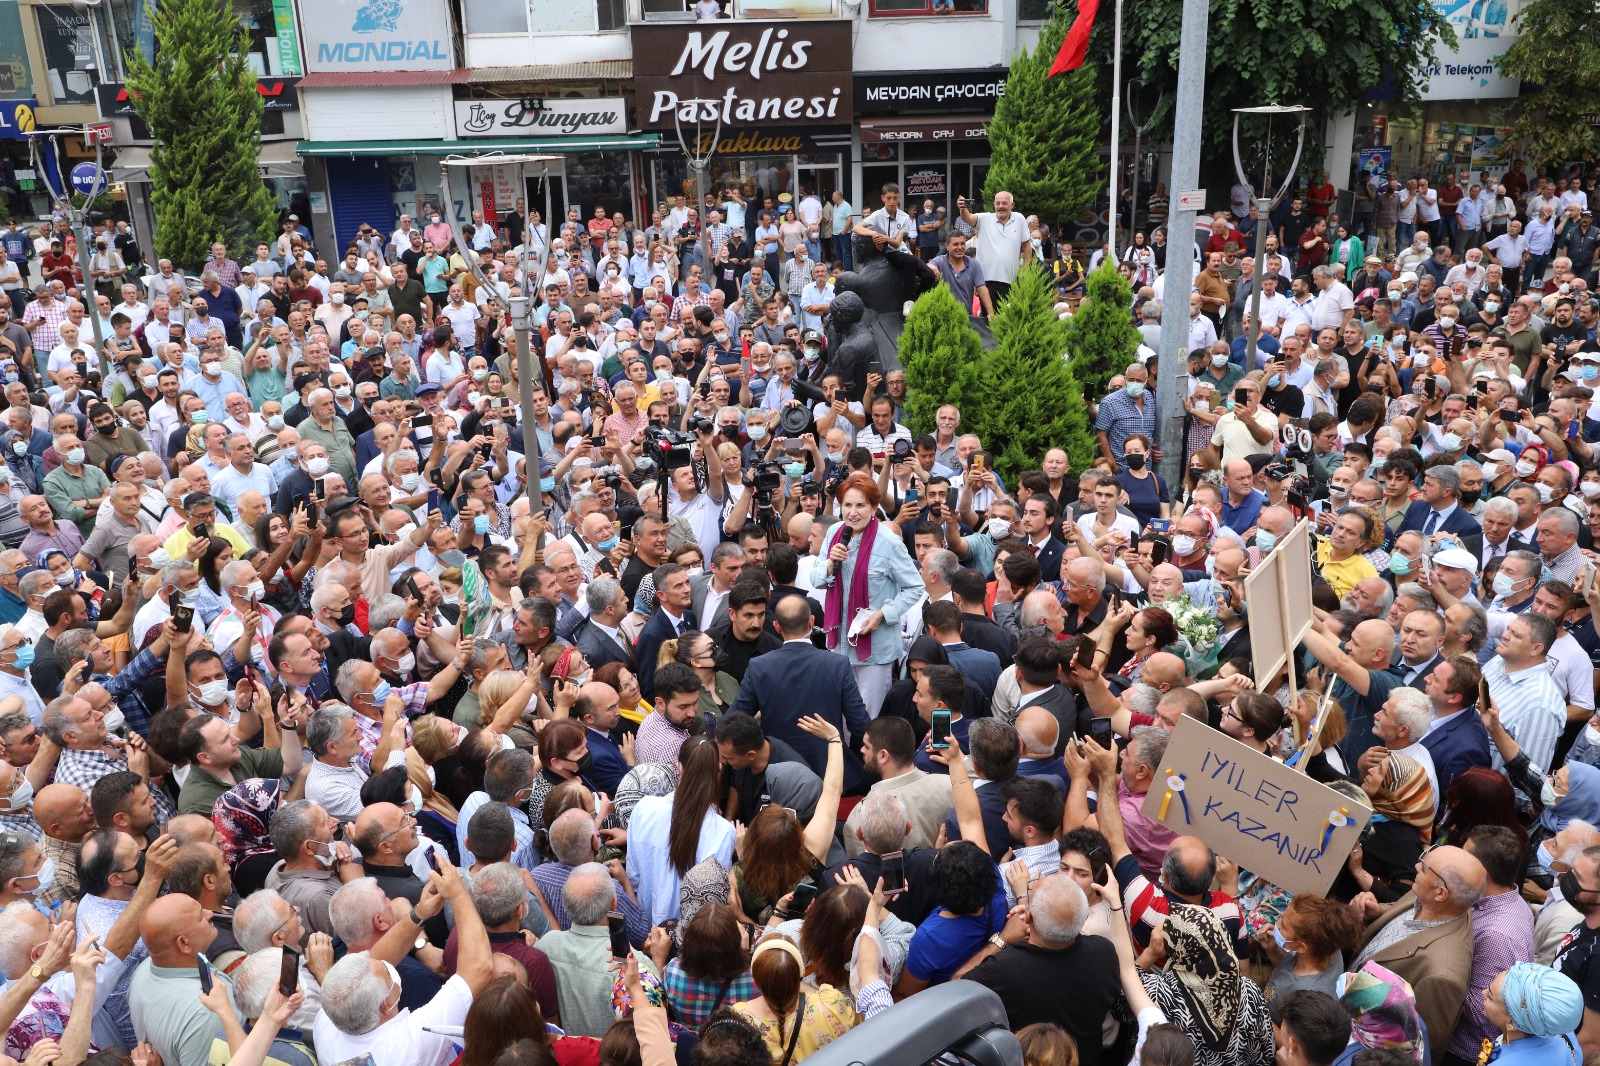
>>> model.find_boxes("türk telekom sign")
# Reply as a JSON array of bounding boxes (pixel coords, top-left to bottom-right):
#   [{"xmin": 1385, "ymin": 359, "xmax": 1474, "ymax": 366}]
[{"xmin": 631, "ymin": 21, "xmax": 852, "ymax": 131}]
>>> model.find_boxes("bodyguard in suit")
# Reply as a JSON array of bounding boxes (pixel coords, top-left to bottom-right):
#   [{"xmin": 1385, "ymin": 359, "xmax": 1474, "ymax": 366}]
[
  {"xmin": 1013, "ymin": 705, "xmax": 1070, "ymax": 793},
  {"xmin": 636, "ymin": 562, "xmax": 696, "ymax": 700},
  {"xmin": 1397, "ymin": 465, "xmax": 1483, "ymax": 559},
  {"xmin": 688, "ymin": 542, "xmax": 745, "ymax": 633},
  {"xmin": 1012, "ymin": 635, "xmax": 1084, "ymax": 755},
  {"xmin": 843, "ymin": 716, "xmax": 954, "ymax": 857},
  {"xmin": 939, "ymin": 717, "xmax": 1021, "ymax": 862},
  {"xmin": 1015, "ymin": 495, "xmax": 1066, "ymax": 584},
  {"xmin": 925, "ymin": 601, "xmax": 1001, "ymax": 700},
  {"xmin": 1419, "ymin": 654, "xmax": 1492, "ymax": 799},
  {"xmin": 571, "ymin": 577, "xmax": 635, "ymax": 671},
  {"xmin": 728, "ymin": 593, "xmax": 871, "ymax": 790},
  {"xmin": 1351, "ymin": 848, "xmax": 1484, "ymax": 1066},
  {"xmin": 952, "ymin": 569, "xmax": 1016, "ymax": 667}
]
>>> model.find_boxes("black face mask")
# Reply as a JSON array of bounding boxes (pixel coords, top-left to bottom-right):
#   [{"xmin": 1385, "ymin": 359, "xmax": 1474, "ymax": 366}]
[
  {"xmin": 1126, "ymin": 454, "xmax": 1147, "ymax": 471},
  {"xmin": 571, "ymin": 751, "xmax": 594, "ymax": 777},
  {"xmin": 1459, "ymin": 489, "xmax": 1483, "ymax": 508},
  {"xmin": 1560, "ymin": 869, "xmax": 1598, "ymax": 912},
  {"xmin": 335, "ymin": 603, "xmax": 356, "ymax": 628}
]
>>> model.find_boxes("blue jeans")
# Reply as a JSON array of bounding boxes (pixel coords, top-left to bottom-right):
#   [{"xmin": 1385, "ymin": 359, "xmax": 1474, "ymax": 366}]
[
  {"xmin": 832, "ymin": 233, "xmax": 852, "ymax": 269},
  {"xmin": 1398, "ymin": 221, "xmax": 1415, "ymax": 248}
]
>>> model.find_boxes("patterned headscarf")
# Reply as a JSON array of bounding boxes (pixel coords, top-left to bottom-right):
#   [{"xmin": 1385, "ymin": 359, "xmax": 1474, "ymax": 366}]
[
  {"xmin": 1162, "ymin": 903, "xmax": 1244, "ymax": 1053},
  {"xmin": 1337, "ymin": 961, "xmax": 1424, "ymax": 1062},
  {"xmin": 212, "ymin": 778, "xmax": 283, "ymax": 871},
  {"xmin": 1370, "ymin": 752, "xmax": 1435, "ymax": 841},
  {"xmin": 674, "ymin": 857, "xmax": 731, "ymax": 948}
]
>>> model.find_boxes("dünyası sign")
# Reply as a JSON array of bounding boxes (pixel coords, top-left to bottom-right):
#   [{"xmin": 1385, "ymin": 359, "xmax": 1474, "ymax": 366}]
[
  {"xmin": 632, "ymin": 21, "xmax": 853, "ymax": 132},
  {"xmin": 1140, "ymin": 717, "xmax": 1372, "ymax": 896},
  {"xmin": 456, "ymin": 99, "xmax": 629, "ymax": 138}
]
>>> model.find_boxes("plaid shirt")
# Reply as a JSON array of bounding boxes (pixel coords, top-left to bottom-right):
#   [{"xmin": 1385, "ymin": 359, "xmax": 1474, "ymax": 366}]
[
  {"xmin": 1093, "ymin": 388, "xmax": 1158, "ymax": 466},
  {"xmin": 781, "ymin": 256, "xmax": 813, "ymax": 299},
  {"xmin": 663, "ymin": 958, "xmax": 757, "ymax": 1028},
  {"xmin": 1448, "ymin": 888, "xmax": 1536, "ymax": 1056},
  {"xmin": 703, "ymin": 223, "xmax": 733, "ymax": 260},
  {"xmin": 529, "ymin": 860, "xmax": 651, "ymax": 945},
  {"xmin": 21, "ymin": 299, "xmax": 69, "ymax": 353},
  {"xmin": 54, "ymin": 747, "xmax": 129, "ymax": 795},
  {"xmin": 92, "ymin": 645, "xmax": 168, "ymax": 737},
  {"xmin": 354, "ymin": 681, "xmax": 430, "ymax": 774},
  {"xmin": 635, "ymin": 711, "xmax": 690, "ymax": 768}
]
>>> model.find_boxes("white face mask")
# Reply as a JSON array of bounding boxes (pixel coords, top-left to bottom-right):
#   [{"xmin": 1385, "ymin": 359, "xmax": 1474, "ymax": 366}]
[
  {"xmin": 194, "ymin": 679, "xmax": 230, "ymax": 706},
  {"xmin": 395, "ymin": 652, "xmax": 416, "ymax": 677},
  {"xmin": 1172, "ymin": 535, "xmax": 1198, "ymax": 557},
  {"xmin": 1516, "ymin": 459, "xmax": 1539, "ymax": 478},
  {"xmin": 1481, "ymin": 463, "xmax": 1500, "ymax": 480},
  {"xmin": 331, "ymin": 293, "xmax": 345, "ymax": 305},
  {"xmin": 305, "ymin": 456, "xmax": 330, "ymax": 476}
]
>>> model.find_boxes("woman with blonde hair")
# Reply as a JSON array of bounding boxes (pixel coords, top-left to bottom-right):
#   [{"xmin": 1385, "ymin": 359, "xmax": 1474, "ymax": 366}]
[
  {"xmin": 1017, "ymin": 1024, "xmax": 1079, "ymax": 1066},
  {"xmin": 659, "ymin": 632, "xmax": 738, "ymax": 727},
  {"xmin": 733, "ymin": 934, "xmax": 862, "ymax": 1063},
  {"xmin": 476, "ymin": 667, "xmax": 544, "ymax": 749}
]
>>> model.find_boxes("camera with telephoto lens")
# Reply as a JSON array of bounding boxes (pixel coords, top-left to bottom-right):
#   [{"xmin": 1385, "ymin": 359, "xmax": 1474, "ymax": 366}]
[
  {"xmin": 750, "ymin": 461, "xmax": 783, "ymax": 493},
  {"xmin": 687, "ymin": 415, "xmax": 715, "ymax": 435},
  {"xmin": 643, "ymin": 426, "xmax": 695, "ymax": 471},
  {"xmin": 799, "ymin": 477, "xmax": 821, "ymax": 497},
  {"xmin": 891, "ymin": 438, "xmax": 913, "ymax": 463}
]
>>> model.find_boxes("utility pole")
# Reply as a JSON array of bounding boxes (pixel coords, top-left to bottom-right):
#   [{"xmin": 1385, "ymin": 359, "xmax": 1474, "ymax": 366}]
[{"xmin": 1152, "ymin": 0, "xmax": 1209, "ymax": 491}]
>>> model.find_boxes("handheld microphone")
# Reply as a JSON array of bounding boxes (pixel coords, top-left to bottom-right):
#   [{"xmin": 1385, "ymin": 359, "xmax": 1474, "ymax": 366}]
[{"xmin": 830, "ymin": 526, "xmax": 855, "ymax": 584}]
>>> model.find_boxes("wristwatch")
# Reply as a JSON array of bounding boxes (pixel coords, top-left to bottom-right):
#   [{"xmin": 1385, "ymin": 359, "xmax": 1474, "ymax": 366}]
[
  {"xmin": 29, "ymin": 964, "xmax": 43, "ymax": 980},
  {"xmin": 988, "ymin": 933, "xmax": 1008, "ymax": 951},
  {"xmin": 408, "ymin": 906, "xmax": 424, "ymax": 926}
]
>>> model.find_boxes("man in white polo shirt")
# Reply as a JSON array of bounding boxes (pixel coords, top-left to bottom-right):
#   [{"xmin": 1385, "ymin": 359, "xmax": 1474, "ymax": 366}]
[{"xmin": 958, "ymin": 190, "xmax": 1026, "ymax": 301}]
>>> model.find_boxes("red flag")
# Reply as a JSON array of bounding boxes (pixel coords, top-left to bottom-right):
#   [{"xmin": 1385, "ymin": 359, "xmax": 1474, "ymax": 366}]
[{"xmin": 1049, "ymin": 0, "xmax": 1101, "ymax": 76}]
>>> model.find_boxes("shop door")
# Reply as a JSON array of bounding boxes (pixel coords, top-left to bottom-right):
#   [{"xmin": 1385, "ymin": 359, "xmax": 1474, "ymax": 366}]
[
  {"xmin": 799, "ymin": 162, "xmax": 841, "ymax": 203},
  {"xmin": 525, "ymin": 167, "xmax": 568, "ymax": 233},
  {"xmin": 325, "ymin": 156, "xmax": 394, "ymax": 254}
]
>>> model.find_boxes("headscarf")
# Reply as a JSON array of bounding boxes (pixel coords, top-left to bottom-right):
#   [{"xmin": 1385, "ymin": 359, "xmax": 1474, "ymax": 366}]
[
  {"xmin": 674, "ymin": 857, "xmax": 731, "ymax": 948},
  {"xmin": 1370, "ymin": 752, "xmax": 1435, "ymax": 842},
  {"xmin": 1337, "ymin": 961, "xmax": 1424, "ymax": 1062},
  {"xmin": 904, "ymin": 636, "xmax": 949, "ymax": 668},
  {"xmin": 1161, "ymin": 904, "xmax": 1244, "ymax": 1053},
  {"xmin": 0, "ymin": 432, "xmax": 39, "ymax": 494},
  {"xmin": 212, "ymin": 778, "xmax": 283, "ymax": 871},
  {"xmin": 1500, "ymin": 962, "xmax": 1584, "ymax": 1039},
  {"xmin": 608, "ymin": 762, "xmax": 676, "ymax": 831},
  {"xmin": 1540, "ymin": 761, "xmax": 1600, "ymax": 835}
]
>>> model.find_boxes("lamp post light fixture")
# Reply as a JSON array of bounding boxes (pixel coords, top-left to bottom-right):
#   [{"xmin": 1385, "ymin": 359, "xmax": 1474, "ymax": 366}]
[{"xmin": 1231, "ymin": 104, "xmax": 1310, "ymax": 376}]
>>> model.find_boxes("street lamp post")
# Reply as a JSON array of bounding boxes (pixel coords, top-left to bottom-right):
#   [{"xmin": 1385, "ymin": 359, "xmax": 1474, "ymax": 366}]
[
  {"xmin": 439, "ymin": 153, "xmax": 559, "ymax": 516},
  {"xmin": 1232, "ymin": 105, "xmax": 1311, "ymax": 375}
]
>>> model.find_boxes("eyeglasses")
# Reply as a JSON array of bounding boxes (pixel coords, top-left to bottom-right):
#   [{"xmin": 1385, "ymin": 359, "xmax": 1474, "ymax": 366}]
[
  {"xmin": 1416, "ymin": 843, "xmax": 1446, "ymax": 883},
  {"xmin": 378, "ymin": 813, "xmax": 415, "ymax": 843}
]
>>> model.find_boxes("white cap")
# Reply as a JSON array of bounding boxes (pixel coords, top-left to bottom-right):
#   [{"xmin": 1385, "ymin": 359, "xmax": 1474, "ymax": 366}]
[{"xmin": 1432, "ymin": 548, "xmax": 1479, "ymax": 572}]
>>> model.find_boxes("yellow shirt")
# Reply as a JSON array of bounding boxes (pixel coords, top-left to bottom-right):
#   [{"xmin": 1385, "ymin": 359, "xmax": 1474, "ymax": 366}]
[
  {"xmin": 1315, "ymin": 540, "xmax": 1379, "ymax": 599},
  {"xmin": 163, "ymin": 522, "xmax": 250, "ymax": 562}
]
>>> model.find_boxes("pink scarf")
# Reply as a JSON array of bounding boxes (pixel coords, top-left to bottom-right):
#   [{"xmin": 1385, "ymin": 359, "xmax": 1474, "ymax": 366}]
[{"xmin": 824, "ymin": 518, "xmax": 878, "ymax": 662}]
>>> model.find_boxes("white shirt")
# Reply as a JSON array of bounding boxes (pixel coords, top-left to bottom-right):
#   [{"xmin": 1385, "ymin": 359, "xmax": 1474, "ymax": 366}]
[
  {"xmin": 626, "ymin": 793, "xmax": 736, "ymax": 925},
  {"xmin": 1311, "ymin": 281, "xmax": 1354, "ymax": 330},
  {"xmin": 1255, "ymin": 291, "xmax": 1292, "ymax": 332},
  {"xmin": 305, "ymin": 758, "xmax": 369, "ymax": 822},
  {"xmin": 313, "ymin": 970, "xmax": 475, "ymax": 1066},
  {"xmin": 0, "ymin": 668, "xmax": 45, "ymax": 725},
  {"xmin": 972, "ymin": 212, "xmax": 1027, "ymax": 285}
]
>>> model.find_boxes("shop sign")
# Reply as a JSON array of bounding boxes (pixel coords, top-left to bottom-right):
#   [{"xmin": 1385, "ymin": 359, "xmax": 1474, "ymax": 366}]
[
  {"xmin": 682, "ymin": 127, "xmax": 846, "ymax": 154},
  {"xmin": 455, "ymin": 97, "xmax": 628, "ymax": 138},
  {"xmin": 95, "ymin": 80, "xmax": 301, "ymax": 115},
  {"xmin": 0, "ymin": 99, "xmax": 36, "ymax": 141},
  {"xmin": 905, "ymin": 168, "xmax": 946, "ymax": 197},
  {"xmin": 632, "ymin": 21, "xmax": 852, "ymax": 131},
  {"xmin": 301, "ymin": 0, "xmax": 453, "ymax": 72},
  {"xmin": 1420, "ymin": 0, "xmax": 1518, "ymax": 100},
  {"xmin": 859, "ymin": 118, "xmax": 989, "ymax": 144},
  {"xmin": 854, "ymin": 69, "xmax": 1007, "ymax": 115}
]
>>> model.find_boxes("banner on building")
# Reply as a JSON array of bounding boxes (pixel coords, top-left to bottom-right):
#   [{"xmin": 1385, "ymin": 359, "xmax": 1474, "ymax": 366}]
[
  {"xmin": 301, "ymin": 0, "xmax": 453, "ymax": 72},
  {"xmin": 455, "ymin": 98, "xmax": 628, "ymax": 138}
]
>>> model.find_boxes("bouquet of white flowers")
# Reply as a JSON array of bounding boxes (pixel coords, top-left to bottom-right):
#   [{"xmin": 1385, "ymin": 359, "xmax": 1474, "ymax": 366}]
[{"xmin": 1168, "ymin": 592, "xmax": 1221, "ymax": 675}]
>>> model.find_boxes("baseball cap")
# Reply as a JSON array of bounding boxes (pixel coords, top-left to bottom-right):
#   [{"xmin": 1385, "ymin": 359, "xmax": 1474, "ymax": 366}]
[
  {"xmin": 1485, "ymin": 448, "xmax": 1515, "ymax": 465},
  {"xmin": 414, "ymin": 382, "xmax": 441, "ymax": 396},
  {"xmin": 1398, "ymin": 271, "xmax": 1419, "ymax": 285},
  {"xmin": 1432, "ymin": 548, "xmax": 1479, "ymax": 572}
]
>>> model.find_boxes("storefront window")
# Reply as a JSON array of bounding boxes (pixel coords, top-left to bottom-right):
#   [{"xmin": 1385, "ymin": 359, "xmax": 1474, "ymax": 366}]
[
  {"xmin": 526, "ymin": 0, "xmax": 622, "ymax": 32},
  {"xmin": 1350, "ymin": 101, "xmax": 1515, "ymax": 187},
  {"xmin": 0, "ymin": 1, "xmax": 33, "ymax": 96},
  {"xmin": 464, "ymin": 0, "xmax": 530, "ymax": 32},
  {"xmin": 34, "ymin": 6, "xmax": 97, "ymax": 106},
  {"xmin": 869, "ymin": 0, "xmax": 987, "ymax": 16},
  {"xmin": 106, "ymin": 0, "xmax": 299, "ymax": 77},
  {"xmin": 565, "ymin": 150, "xmax": 635, "ymax": 221}
]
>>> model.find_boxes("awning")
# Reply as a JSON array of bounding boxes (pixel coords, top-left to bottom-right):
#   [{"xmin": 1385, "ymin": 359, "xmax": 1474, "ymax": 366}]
[
  {"xmin": 110, "ymin": 141, "xmax": 304, "ymax": 181},
  {"xmin": 858, "ymin": 113, "xmax": 991, "ymax": 144},
  {"xmin": 297, "ymin": 133, "xmax": 660, "ymax": 156},
  {"xmin": 296, "ymin": 70, "xmax": 470, "ymax": 87},
  {"xmin": 466, "ymin": 62, "xmax": 632, "ymax": 83}
]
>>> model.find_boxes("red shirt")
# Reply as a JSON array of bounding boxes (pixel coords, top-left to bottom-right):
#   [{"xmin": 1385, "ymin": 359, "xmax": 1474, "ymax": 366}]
[
  {"xmin": 40, "ymin": 253, "xmax": 76, "ymax": 285},
  {"xmin": 1308, "ymin": 182, "xmax": 1337, "ymax": 216},
  {"xmin": 287, "ymin": 284, "xmax": 323, "ymax": 308},
  {"xmin": 1205, "ymin": 230, "xmax": 1247, "ymax": 255},
  {"xmin": 1439, "ymin": 183, "xmax": 1464, "ymax": 217}
]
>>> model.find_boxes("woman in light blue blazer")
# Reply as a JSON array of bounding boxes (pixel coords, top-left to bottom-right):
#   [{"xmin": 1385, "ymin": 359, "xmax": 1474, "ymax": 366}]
[{"xmin": 811, "ymin": 472, "xmax": 924, "ymax": 717}]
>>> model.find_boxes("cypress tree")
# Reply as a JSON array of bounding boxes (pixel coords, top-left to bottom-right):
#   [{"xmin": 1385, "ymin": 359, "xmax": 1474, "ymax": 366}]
[
  {"xmin": 898, "ymin": 283, "xmax": 985, "ymax": 436},
  {"xmin": 1067, "ymin": 260, "xmax": 1143, "ymax": 402},
  {"xmin": 982, "ymin": 7, "xmax": 1102, "ymax": 227},
  {"xmin": 124, "ymin": 0, "xmax": 279, "ymax": 268},
  {"xmin": 971, "ymin": 266, "xmax": 1095, "ymax": 477}
]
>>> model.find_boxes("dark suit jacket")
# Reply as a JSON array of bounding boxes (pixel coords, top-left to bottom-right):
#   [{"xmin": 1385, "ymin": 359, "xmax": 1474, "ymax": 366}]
[
  {"xmin": 728, "ymin": 640, "xmax": 870, "ymax": 790},
  {"xmin": 1397, "ymin": 500, "xmax": 1482, "ymax": 539},
  {"xmin": 824, "ymin": 847, "xmax": 940, "ymax": 924},
  {"xmin": 336, "ymin": 401, "xmax": 374, "ymax": 442},
  {"xmin": 323, "ymin": 627, "xmax": 371, "ymax": 678},
  {"xmin": 1398, "ymin": 653, "xmax": 1443, "ymax": 690},
  {"xmin": 945, "ymin": 642, "xmax": 1002, "ymax": 700},
  {"xmin": 1019, "ymin": 685, "xmax": 1084, "ymax": 755},
  {"xmin": 688, "ymin": 572, "xmax": 732, "ymax": 626},
  {"xmin": 944, "ymin": 778, "xmax": 1012, "ymax": 862},
  {"xmin": 1016, "ymin": 756, "xmax": 1070, "ymax": 794},
  {"xmin": 354, "ymin": 427, "xmax": 382, "ymax": 476},
  {"xmin": 274, "ymin": 469, "xmax": 315, "ymax": 516},
  {"xmin": 1418, "ymin": 708, "xmax": 1492, "ymax": 799},
  {"xmin": 572, "ymin": 616, "xmax": 635, "ymax": 672},
  {"xmin": 634, "ymin": 607, "xmax": 686, "ymax": 700},
  {"xmin": 1030, "ymin": 536, "xmax": 1067, "ymax": 584},
  {"xmin": 961, "ymin": 612, "xmax": 1017, "ymax": 667}
]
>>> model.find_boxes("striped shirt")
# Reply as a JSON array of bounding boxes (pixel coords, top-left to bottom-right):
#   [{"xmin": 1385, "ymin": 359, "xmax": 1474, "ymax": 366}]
[
  {"xmin": 1093, "ymin": 388, "xmax": 1158, "ymax": 466},
  {"xmin": 1485, "ymin": 657, "xmax": 1566, "ymax": 795}
]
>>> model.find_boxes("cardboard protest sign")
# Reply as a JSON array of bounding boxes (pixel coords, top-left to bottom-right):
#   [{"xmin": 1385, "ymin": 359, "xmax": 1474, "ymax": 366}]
[
  {"xmin": 1139, "ymin": 716, "xmax": 1372, "ymax": 896},
  {"xmin": 1244, "ymin": 519, "xmax": 1315, "ymax": 685}
]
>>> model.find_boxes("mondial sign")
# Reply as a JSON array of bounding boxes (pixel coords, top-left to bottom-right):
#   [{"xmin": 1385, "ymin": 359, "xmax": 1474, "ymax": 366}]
[{"xmin": 631, "ymin": 21, "xmax": 854, "ymax": 131}]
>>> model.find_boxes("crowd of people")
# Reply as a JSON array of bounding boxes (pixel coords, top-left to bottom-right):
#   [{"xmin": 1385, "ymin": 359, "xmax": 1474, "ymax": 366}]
[{"xmin": 0, "ymin": 160, "xmax": 1593, "ymax": 1066}]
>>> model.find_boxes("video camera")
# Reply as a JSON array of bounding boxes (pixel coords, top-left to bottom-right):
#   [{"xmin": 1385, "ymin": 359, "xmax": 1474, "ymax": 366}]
[
  {"xmin": 750, "ymin": 461, "xmax": 783, "ymax": 494},
  {"xmin": 643, "ymin": 426, "xmax": 695, "ymax": 472}
]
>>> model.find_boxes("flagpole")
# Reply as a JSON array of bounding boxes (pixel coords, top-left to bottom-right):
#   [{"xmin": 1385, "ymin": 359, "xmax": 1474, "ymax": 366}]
[{"xmin": 1107, "ymin": 0, "xmax": 1123, "ymax": 261}]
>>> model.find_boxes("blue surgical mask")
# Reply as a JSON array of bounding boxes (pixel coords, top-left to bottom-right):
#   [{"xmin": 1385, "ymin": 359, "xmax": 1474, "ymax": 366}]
[
  {"xmin": 473, "ymin": 515, "xmax": 491, "ymax": 535},
  {"xmin": 1584, "ymin": 366, "xmax": 1599, "ymax": 382},
  {"xmin": 1272, "ymin": 925, "xmax": 1291, "ymax": 952},
  {"xmin": 5, "ymin": 643, "xmax": 31, "ymax": 670},
  {"xmin": 785, "ymin": 462, "xmax": 805, "ymax": 478},
  {"xmin": 1267, "ymin": 375, "xmax": 1281, "ymax": 389},
  {"xmin": 1493, "ymin": 572, "xmax": 1519, "ymax": 598},
  {"xmin": 1389, "ymin": 555, "xmax": 1412, "ymax": 576},
  {"xmin": 1441, "ymin": 432, "xmax": 1463, "ymax": 451},
  {"xmin": 1256, "ymin": 530, "xmax": 1277, "ymax": 553},
  {"xmin": 597, "ymin": 536, "xmax": 618, "ymax": 552},
  {"xmin": 539, "ymin": 476, "xmax": 556, "ymax": 493},
  {"xmin": 1125, "ymin": 382, "xmax": 1145, "ymax": 399},
  {"xmin": 368, "ymin": 680, "xmax": 393, "ymax": 705}
]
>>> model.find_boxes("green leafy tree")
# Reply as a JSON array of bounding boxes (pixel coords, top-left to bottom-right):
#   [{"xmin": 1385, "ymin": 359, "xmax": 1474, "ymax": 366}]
[
  {"xmin": 124, "ymin": 0, "xmax": 278, "ymax": 268},
  {"xmin": 969, "ymin": 266, "xmax": 1095, "ymax": 477},
  {"xmin": 1085, "ymin": 0, "xmax": 1453, "ymax": 162},
  {"xmin": 1067, "ymin": 261, "xmax": 1142, "ymax": 402},
  {"xmin": 1501, "ymin": 0, "xmax": 1600, "ymax": 163},
  {"xmin": 898, "ymin": 283, "xmax": 985, "ymax": 436},
  {"xmin": 983, "ymin": 11, "xmax": 1101, "ymax": 227}
]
